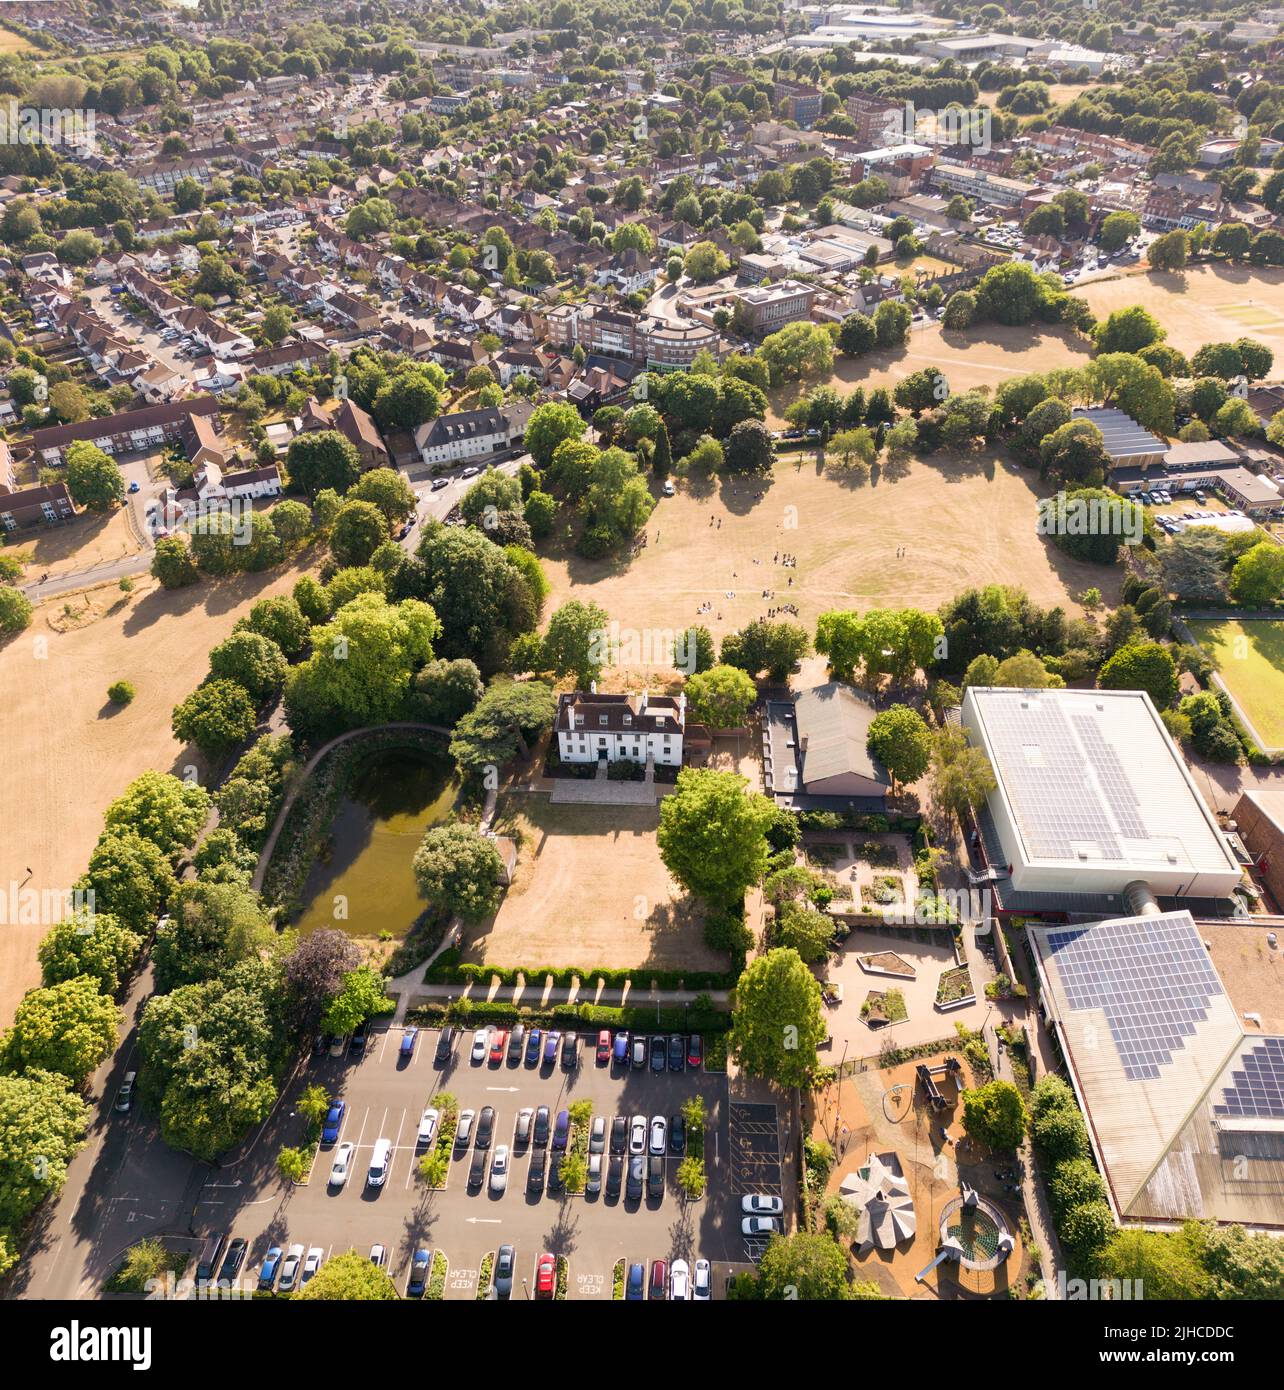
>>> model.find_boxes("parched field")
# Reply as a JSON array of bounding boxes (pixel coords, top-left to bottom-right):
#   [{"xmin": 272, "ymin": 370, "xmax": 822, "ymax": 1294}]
[
  {"xmin": 469, "ymin": 794, "xmax": 721, "ymax": 972},
  {"xmin": 1187, "ymin": 617, "xmax": 1284, "ymax": 750},
  {"xmin": 8, "ymin": 509, "xmax": 143, "ymax": 579},
  {"xmin": 0, "ymin": 557, "xmax": 318, "ymax": 1024},
  {"xmin": 542, "ymin": 449, "xmax": 1111, "ymax": 654}
]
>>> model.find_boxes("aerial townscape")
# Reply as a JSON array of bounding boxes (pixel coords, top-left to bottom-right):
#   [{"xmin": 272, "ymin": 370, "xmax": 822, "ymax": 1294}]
[{"xmin": 4, "ymin": 0, "xmax": 1284, "ymax": 1343}]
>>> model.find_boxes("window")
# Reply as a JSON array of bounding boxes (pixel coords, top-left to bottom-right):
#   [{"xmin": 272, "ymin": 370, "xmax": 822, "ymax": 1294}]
[{"xmin": 599, "ymin": 715, "xmax": 608, "ymax": 726}]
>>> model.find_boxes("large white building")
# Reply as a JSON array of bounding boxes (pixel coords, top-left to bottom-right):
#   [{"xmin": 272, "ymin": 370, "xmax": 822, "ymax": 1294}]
[
  {"xmin": 413, "ymin": 401, "xmax": 533, "ymax": 469},
  {"xmin": 555, "ymin": 691, "xmax": 685, "ymax": 766},
  {"xmin": 961, "ymin": 686, "xmax": 1244, "ymax": 904}
]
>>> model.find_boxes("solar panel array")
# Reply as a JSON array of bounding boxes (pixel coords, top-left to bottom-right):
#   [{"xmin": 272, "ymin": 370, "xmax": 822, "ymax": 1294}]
[
  {"xmin": 1046, "ymin": 916, "xmax": 1224, "ymax": 1082},
  {"xmin": 981, "ymin": 697, "xmax": 1122, "ymax": 861},
  {"xmin": 1072, "ymin": 715, "xmax": 1147, "ymax": 840},
  {"xmin": 1214, "ymin": 1037, "xmax": 1284, "ymax": 1121}
]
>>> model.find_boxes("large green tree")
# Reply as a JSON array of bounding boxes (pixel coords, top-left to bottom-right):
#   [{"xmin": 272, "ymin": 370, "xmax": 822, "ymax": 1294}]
[
  {"xmin": 658, "ymin": 768, "xmax": 775, "ymax": 905},
  {"xmin": 729, "ymin": 947, "xmax": 826, "ymax": 1087},
  {"xmin": 4, "ymin": 975, "xmax": 120, "ymax": 1085},
  {"xmin": 413, "ymin": 824, "xmax": 504, "ymax": 921}
]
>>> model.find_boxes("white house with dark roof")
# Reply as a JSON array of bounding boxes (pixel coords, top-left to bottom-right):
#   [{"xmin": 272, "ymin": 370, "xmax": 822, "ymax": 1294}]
[
  {"xmin": 556, "ymin": 690, "xmax": 685, "ymax": 766},
  {"xmin": 413, "ymin": 401, "xmax": 533, "ymax": 468}
]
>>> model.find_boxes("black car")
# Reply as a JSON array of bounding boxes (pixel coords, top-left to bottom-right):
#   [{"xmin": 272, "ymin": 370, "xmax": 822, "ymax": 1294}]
[
  {"xmin": 609, "ymin": 1114, "xmax": 627, "ymax": 1156},
  {"xmin": 668, "ymin": 1033, "xmax": 685, "ymax": 1072},
  {"xmin": 468, "ymin": 1147, "xmax": 487, "ymax": 1190},
  {"xmin": 647, "ymin": 1153, "xmax": 665, "ymax": 1199},
  {"xmin": 527, "ymin": 1148, "xmax": 547, "ymax": 1194},
  {"xmin": 434, "ymin": 1026, "xmax": 456, "ymax": 1063},
  {"xmin": 649, "ymin": 1035, "xmax": 666, "ymax": 1073},
  {"xmin": 217, "ymin": 1237, "xmax": 247, "ymax": 1284},
  {"xmin": 561, "ymin": 1032, "xmax": 579, "ymax": 1070},
  {"xmin": 475, "ymin": 1105, "xmax": 495, "ymax": 1150},
  {"xmin": 669, "ymin": 1114, "xmax": 686, "ymax": 1154},
  {"xmin": 350, "ymin": 1019, "xmax": 369, "ymax": 1052},
  {"xmin": 533, "ymin": 1105, "xmax": 550, "ymax": 1148},
  {"xmin": 547, "ymin": 1153, "xmax": 565, "ymax": 1195},
  {"xmin": 507, "ymin": 1023, "xmax": 525, "ymax": 1062},
  {"xmin": 606, "ymin": 1153, "xmax": 624, "ymax": 1199},
  {"xmin": 626, "ymin": 1153, "xmax": 645, "ymax": 1201}
]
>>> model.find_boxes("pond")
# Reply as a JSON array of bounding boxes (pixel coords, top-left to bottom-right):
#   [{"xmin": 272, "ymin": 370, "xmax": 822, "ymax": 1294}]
[{"xmin": 294, "ymin": 747, "xmax": 460, "ymax": 940}]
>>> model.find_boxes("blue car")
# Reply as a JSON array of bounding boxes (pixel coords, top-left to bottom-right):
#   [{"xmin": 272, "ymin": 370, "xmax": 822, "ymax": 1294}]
[
  {"xmin": 127, "ymin": 480, "xmax": 141, "ymax": 494},
  {"xmin": 399, "ymin": 1027, "xmax": 418, "ymax": 1059},
  {"xmin": 542, "ymin": 1029, "xmax": 561, "ymax": 1064},
  {"xmin": 625, "ymin": 1262, "xmax": 646, "ymax": 1301},
  {"xmin": 321, "ymin": 1099, "xmax": 345, "ymax": 1144},
  {"xmin": 257, "ymin": 1246, "xmax": 283, "ymax": 1291},
  {"xmin": 525, "ymin": 1028, "xmax": 542, "ymax": 1064},
  {"xmin": 407, "ymin": 1249, "xmax": 431, "ymax": 1298},
  {"xmin": 612, "ymin": 1031, "xmax": 629, "ymax": 1066}
]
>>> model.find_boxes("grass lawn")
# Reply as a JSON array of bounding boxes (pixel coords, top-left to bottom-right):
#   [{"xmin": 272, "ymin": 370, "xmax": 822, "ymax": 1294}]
[
  {"xmin": 1188, "ymin": 618, "xmax": 1284, "ymax": 749},
  {"xmin": 471, "ymin": 793, "xmax": 720, "ymax": 971}
]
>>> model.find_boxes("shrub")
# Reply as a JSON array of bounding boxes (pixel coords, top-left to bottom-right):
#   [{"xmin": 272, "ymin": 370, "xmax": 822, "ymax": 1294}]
[{"xmin": 107, "ymin": 680, "xmax": 136, "ymax": 706}]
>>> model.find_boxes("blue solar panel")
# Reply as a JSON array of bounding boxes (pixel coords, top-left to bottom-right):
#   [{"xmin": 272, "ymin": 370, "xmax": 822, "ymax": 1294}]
[
  {"xmin": 1214, "ymin": 1038, "xmax": 1284, "ymax": 1120},
  {"xmin": 1047, "ymin": 917, "xmax": 1224, "ymax": 1082}
]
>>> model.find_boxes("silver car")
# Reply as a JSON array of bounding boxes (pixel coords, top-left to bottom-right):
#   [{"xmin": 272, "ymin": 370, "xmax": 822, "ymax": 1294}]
[
  {"xmin": 589, "ymin": 1115, "xmax": 606, "ymax": 1153},
  {"xmin": 490, "ymin": 1144, "xmax": 509, "ymax": 1195},
  {"xmin": 586, "ymin": 1152, "xmax": 603, "ymax": 1195}
]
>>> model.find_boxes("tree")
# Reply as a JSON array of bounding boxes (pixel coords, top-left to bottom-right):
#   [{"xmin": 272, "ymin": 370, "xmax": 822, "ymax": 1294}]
[
  {"xmin": 685, "ymin": 664, "xmax": 757, "ymax": 729},
  {"xmin": 412, "ymin": 658, "xmax": 483, "ymax": 725},
  {"xmin": 757, "ymin": 322, "xmax": 833, "ymax": 385},
  {"xmin": 104, "ymin": 770, "xmax": 210, "ymax": 859},
  {"xmin": 941, "ymin": 290, "xmax": 976, "ymax": 331},
  {"xmin": 237, "ymin": 595, "xmax": 311, "ymax": 657},
  {"xmin": 1040, "ymin": 419, "xmax": 1109, "ymax": 488},
  {"xmin": 773, "ymin": 900, "xmax": 835, "ymax": 963},
  {"xmin": 64, "ymin": 441, "xmax": 125, "ymax": 513},
  {"xmin": 721, "ymin": 619, "xmax": 810, "ymax": 681},
  {"xmin": 39, "ymin": 908, "xmax": 142, "ymax": 996},
  {"xmin": 151, "ymin": 536, "xmax": 199, "ymax": 589},
  {"xmin": 297, "ymin": 1248, "xmax": 400, "ymax": 1300},
  {"xmin": 208, "ymin": 630, "xmax": 288, "ymax": 706},
  {"xmin": 460, "ymin": 471, "xmax": 523, "ymax": 529},
  {"xmin": 1099, "ymin": 642, "xmax": 1179, "ymax": 710},
  {"xmin": 349, "ymin": 468, "xmax": 416, "ymax": 525},
  {"xmin": 961, "ymin": 1080, "xmax": 1028, "ymax": 1152},
  {"xmin": 449, "ymin": 680, "xmax": 557, "ymax": 776},
  {"xmin": 261, "ymin": 304, "xmax": 293, "ymax": 345},
  {"xmin": 329, "ymin": 499, "xmax": 389, "ymax": 569},
  {"xmin": 372, "ymin": 366, "xmax": 443, "ymax": 431},
  {"xmin": 173, "ymin": 679, "xmax": 257, "ymax": 757},
  {"xmin": 1102, "ymin": 1227, "xmax": 1209, "ymax": 1300},
  {"xmin": 723, "ymin": 419, "xmax": 774, "ymax": 475},
  {"xmin": 1202, "ymin": 1224, "xmax": 1284, "ymax": 1300},
  {"xmin": 1099, "ymin": 210, "xmax": 1140, "ymax": 253},
  {"xmin": 152, "ymin": 878, "xmax": 273, "ymax": 990},
  {"xmin": 413, "ymin": 824, "xmax": 503, "ymax": 920},
  {"xmin": 1048, "ymin": 1156, "xmax": 1108, "ymax": 1220},
  {"xmin": 1093, "ymin": 305, "xmax": 1164, "ymax": 356},
  {"xmin": 0, "ymin": 586, "xmax": 32, "ymax": 634},
  {"xmin": 684, "ymin": 240, "xmax": 730, "ymax": 282},
  {"xmin": 1060, "ymin": 1199, "xmax": 1115, "ymax": 1269},
  {"xmin": 658, "ymin": 768, "xmax": 775, "ymax": 906},
  {"xmin": 282, "ymin": 929, "xmax": 361, "ymax": 1036},
  {"xmin": 1147, "ymin": 230, "xmax": 1189, "ymax": 272},
  {"xmin": 929, "ymin": 725, "xmax": 997, "ymax": 824},
  {"xmin": 525, "ymin": 402, "xmax": 585, "ymax": 469},
  {"xmin": 4, "ymin": 975, "xmax": 120, "ymax": 1086},
  {"xmin": 541, "ymin": 599, "xmax": 610, "ymax": 688},
  {"xmin": 751, "ymin": 1230, "xmax": 849, "ymax": 1300},
  {"xmin": 0, "ymin": 1070, "xmax": 88, "ymax": 1240},
  {"xmin": 321, "ymin": 965, "xmax": 393, "ymax": 1037},
  {"xmin": 872, "ymin": 299, "xmax": 912, "ymax": 348},
  {"xmin": 286, "ymin": 430, "xmax": 362, "ymax": 498},
  {"xmin": 729, "ymin": 947, "xmax": 826, "ymax": 1088},
  {"xmin": 1229, "ymin": 541, "xmax": 1284, "ymax": 605},
  {"xmin": 81, "ymin": 828, "xmax": 176, "ymax": 933},
  {"xmin": 866, "ymin": 704, "xmax": 931, "ymax": 790},
  {"xmin": 837, "ymin": 311, "xmax": 877, "ymax": 357}
]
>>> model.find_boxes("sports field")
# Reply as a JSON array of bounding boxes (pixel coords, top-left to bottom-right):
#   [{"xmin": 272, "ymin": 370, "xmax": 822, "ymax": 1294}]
[{"xmin": 1187, "ymin": 618, "xmax": 1284, "ymax": 751}]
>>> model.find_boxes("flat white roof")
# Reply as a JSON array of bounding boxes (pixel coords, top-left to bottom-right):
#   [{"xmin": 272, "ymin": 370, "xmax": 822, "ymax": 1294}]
[{"xmin": 963, "ymin": 686, "xmax": 1241, "ymax": 879}]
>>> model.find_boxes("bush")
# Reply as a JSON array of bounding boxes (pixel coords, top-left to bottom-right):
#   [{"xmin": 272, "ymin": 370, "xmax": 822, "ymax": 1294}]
[{"xmin": 107, "ymin": 680, "xmax": 136, "ymax": 705}]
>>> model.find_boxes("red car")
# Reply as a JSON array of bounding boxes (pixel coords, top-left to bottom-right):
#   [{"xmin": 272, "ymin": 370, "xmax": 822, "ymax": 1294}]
[
  {"xmin": 535, "ymin": 1252, "xmax": 556, "ymax": 1299},
  {"xmin": 489, "ymin": 1029, "xmax": 508, "ymax": 1065},
  {"xmin": 649, "ymin": 1259, "xmax": 668, "ymax": 1301},
  {"xmin": 595, "ymin": 1029, "xmax": 612, "ymax": 1065},
  {"xmin": 687, "ymin": 1035, "xmax": 703, "ymax": 1070}
]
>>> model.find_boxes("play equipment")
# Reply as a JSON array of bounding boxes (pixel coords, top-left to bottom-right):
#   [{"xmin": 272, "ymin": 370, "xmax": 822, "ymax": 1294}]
[{"xmin": 915, "ymin": 1056, "xmax": 962, "ymax": 1110}]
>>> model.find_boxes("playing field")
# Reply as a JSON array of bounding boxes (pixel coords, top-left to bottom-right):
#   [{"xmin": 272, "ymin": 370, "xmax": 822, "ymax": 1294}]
[
  {"xmin": 1187, "ymin": 618, "xmax": 1284, "ymax": 751},
  {"xmin": 541, "ymin": 448, "xmax": 1111, "ymax": 656},
  {"xmin": 0, "ymin": 26, "xmax": 37, "ymax": 54}
]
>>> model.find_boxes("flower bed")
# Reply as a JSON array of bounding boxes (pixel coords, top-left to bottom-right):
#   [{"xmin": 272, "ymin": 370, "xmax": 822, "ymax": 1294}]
[{"xmin": 936, "ymin": 965, "xmax": 975, "ymax": 1007}]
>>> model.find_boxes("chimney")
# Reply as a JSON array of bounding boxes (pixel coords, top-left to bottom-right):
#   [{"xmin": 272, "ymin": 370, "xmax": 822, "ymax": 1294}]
[{"xmin": 590, "ymin": 679, "xmax": 597, "ymax": 695}]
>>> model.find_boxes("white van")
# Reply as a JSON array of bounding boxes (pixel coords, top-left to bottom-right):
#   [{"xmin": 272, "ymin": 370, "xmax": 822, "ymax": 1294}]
[{"xmin": 367, "ymin": 1137, "xmax": 392, "ymax": 1188}]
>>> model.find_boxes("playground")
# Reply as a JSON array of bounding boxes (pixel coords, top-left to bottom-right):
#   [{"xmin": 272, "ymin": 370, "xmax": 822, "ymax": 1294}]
[{"xmin": 811, "ymin": 1048, "xmax": 1025, "ymax": 1298}]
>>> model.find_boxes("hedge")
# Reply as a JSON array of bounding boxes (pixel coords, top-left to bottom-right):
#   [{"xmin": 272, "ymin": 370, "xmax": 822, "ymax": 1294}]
[
  {"xmin": 405, "ymin": 999, "xmax": 733, "ymax": 1034},
  {"xmin": 423, "ymin": 948, "xmax": 738, "ymax": 992}
]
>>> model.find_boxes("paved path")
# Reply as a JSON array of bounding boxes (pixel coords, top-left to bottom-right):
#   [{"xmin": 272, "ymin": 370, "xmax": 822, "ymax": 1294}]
[
  {"xmin": 20, "ymin": 550, "xmax": 153, "ymax": 601},
  {"xmin": 396, "ymin": 976, "xmax": 731, "ymax": 1012}
]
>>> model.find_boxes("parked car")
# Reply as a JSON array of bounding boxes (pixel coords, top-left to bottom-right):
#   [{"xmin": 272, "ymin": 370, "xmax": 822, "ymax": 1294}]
[
  {"xmin": 631, "ymin": 1035, "xmax": 647, "ymax": 1069},
  {"xmin": 277, "ymin": 1244, "xmax": 305, "ymax": 1292},
  {"xmin": 610, "ymin": 1115, "xmax": 627, "ymax": 1155},
  {"xmin": 366, "ymin": 1137, "xmax": 392, "ymax": 1187},
  {"xmin": 662, "ymin": 480, "xmax": 676, "ymax": 496},
  {"xmin": 625, "ymin": 1261, "xmax": 646, "ymax": 1300},
  {"xmin": 407, "ymin": 1248, "xmax": 430, "ymax": 1297},
  {"xmin": 434, "ymin": 1026, "xmax": 456, "ymax": 1063},
  {"xmin": 542, "ymin": 1029, "xmax": 561, "ymax": 1064},
  {"xmin": 468, "ymin": 1147, "xmax": 487, "ymax": 1189},
  {"xmin": 321, "ymin": 1100, "xmax": 345, "ymax": 1145},
  {"xmin": 218, "ymin": 1238, "xmax": 247, "ymax": 1284},
  {"xmin": 507, "ymin": 1023, "xmax": 525, "ymax": 1062},
  {"xmin": 430, "ymin": 476, "xmax": 449, "ymax": 491},
  {"xmin": 399, "ymin": 1026, "xmax": 418, "ymax": 1060},
  {"xmin": 417, "ymin": 1107, "xmax": 439, "ymax": 1147},
  {"xmin": 589, "ymin": 1115, "xmax": 606, "ymax": 1153},
  {"xmin": 693, "ymin": 1259, "xmax": 712, "ymax": 1301},
  {"xmin": 669, "ymin": 1114, "xmax": 686, "ymax": 1155},
  {"xmin": 552, "ymin": 1108, "xmax": 570, "ymax": 1152},
  {"xmin": 587, "ymin": 1152, "xmax": 603, "ymax": 1195},
  {"xmin": 742, "ymin": 1216, "xmax": 781, "ymax": 1237},
  {"xmin": 535, "ymin": 1252, "xmax": 556, "ymax": 1299},
  {"xmin": 471, "ymin": 1027, "xmax": 490, "ymax": 1062},
  {"xmin": 369, "ymin": 1245, "xmax": 386, "ymax": 1268},
  {"xmin": 561, "ymin": 1032, "xmax": 580, "ymax": 1070},
  {"xmin": 649, "ymin": 1259, "xmax": 668, "ymax": 1300},
  {"xmin": 742, "ymin": 1194, "xmax": 784, "ymax": 1215},
  {"xmin": 329, "ymin": 1140, "xmax": 356, "ymax": 1188},
  {"xmin": 670, "ymin": 1259, "xmax": 690, "ymax": 1301},
  {"xmin": 516, "ymin": 1107, "xmax": 534, "ymax": 1144},
  {"xmin": 596, "ymin": 1029, "xmax": 612, "ymax": 1065},
  {"xmin": 114, "ymin": 1071, "xmax": 137, "ymax": 1114},
  {"xmin": 613, "ymin": 1031, "xmax": 629, "ymax": 1066},
  {"xmin": 495, "ymin": 1244, "xmax": 515, "ymax": 1298},
  {"xmin": 528, "ymin": 1147, "xmax": 547, "ymax": 1193},
  {"xmin": 350, "ymin": 1020, "xmax": 368, "ymax": 1052},
  {"xmin": 301, "ymin": 1247, "xmax": 324, "ymax": 1285},
  {"xmin": 548, "ymin": 1153, "xmax": 565, "ymax": 1195},
  {"xmin": 629, "ymin": 1113, "xmax": 647, "ymax": 1155},
  {"xmin": 490, "ymin": 1144, "xmax": 509, "ymax": 1194},
  {"xmin": 489, "ymin": 1029, "xmax": 507, "ymax": 1064},
  {"xmin": 687, "ymin": 1035, "xmax": 703, "ymax": 1069},
  {"xmin": 475, "ymin": 1105, "xmax": 495, "ymax": 1149},
  {"xmin": 606, "ymin": 1153, "xmax": 624, "ymax": 1199},
  {"xmin": 127, "ymin": 480, "xmax": 141, "ymax": 495},
  {"xmin": 534, "ymin": 1105, "xmax": 550, "ymax": 1147},
  {"xmin": 649, "ymin": 1035, "xmax": 666, "ymax": 1072},
  {"xmin": 257, "ymin": 1246, "xmax": 283, "ymax": 1291},
  {"xmin": 626, "ymin": 1153, "xmax": 645, "ymax": 1201},
  {"xmin": 525, "ymin": 1027, "xmax": 542, "ymax": 1064},
  {"xmin": 649, "ymin": 1115, "xmax": 667, "ymax": 1155},
  {"xmin": 647, "ymin": 1153, "xmax": 665, "ymax": 1199},
  {"xmin": 667, "ymin": 1033, "xmax": 685, "ymax": 1071},
  {"xmin": 456, "ymin": 1109, "xmax": 476, "ymax": 1147}
]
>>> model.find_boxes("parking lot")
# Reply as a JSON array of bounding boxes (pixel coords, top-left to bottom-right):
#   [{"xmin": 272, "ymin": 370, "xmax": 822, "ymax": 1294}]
[{"xmin": 192, "ymin": 1024, "xmax": 788, "ymax": 1299}]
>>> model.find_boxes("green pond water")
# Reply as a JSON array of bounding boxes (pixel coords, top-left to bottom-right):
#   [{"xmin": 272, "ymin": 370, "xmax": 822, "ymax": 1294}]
[{"xmin": 294, "ymin": 748, "xmax": 460, "ymax": 939}]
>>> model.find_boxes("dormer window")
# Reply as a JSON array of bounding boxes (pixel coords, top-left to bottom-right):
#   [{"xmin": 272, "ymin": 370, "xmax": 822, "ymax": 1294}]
[
  {"xmin": 599, "ymin": 715, "xmax": 608, "ymax": 725},
  {"xmin": 622, "ymin": 714, "xmax": 632, "ymax": 726}
]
